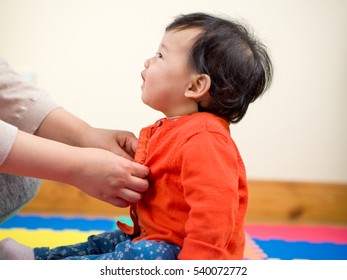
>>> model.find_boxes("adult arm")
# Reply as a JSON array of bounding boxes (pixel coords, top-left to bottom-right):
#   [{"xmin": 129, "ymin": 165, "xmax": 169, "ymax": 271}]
[
  {"xmin": 35, "ymin": 107, "xmax": 137, "ymax": 160},
  {"xmin": 0, "ymin": 128, "xmax": 148, "ymax": 208}
]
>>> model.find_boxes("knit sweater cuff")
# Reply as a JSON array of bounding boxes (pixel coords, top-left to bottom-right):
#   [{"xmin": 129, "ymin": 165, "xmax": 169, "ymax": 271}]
[{"xmin": 0, "ymin": 121, "xmax": 18, "ymax": 166}]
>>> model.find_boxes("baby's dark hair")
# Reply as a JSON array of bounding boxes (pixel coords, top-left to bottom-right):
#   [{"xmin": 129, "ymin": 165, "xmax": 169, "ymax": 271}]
[{"xmin": 166, "ymin": 13, "xmax": 273, "ymax": 123}]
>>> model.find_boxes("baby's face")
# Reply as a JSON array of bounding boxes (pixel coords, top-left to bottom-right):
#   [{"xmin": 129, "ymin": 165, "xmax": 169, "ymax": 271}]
[{"xmin": 141, "ymin": 28, "xmax": 202, "ymax": 118}]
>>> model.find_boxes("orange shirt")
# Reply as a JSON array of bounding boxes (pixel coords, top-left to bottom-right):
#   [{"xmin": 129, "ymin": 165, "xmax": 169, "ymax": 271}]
[{"xmin": 118, "ymin": 112, "xmax": 248, "ymax": 259}]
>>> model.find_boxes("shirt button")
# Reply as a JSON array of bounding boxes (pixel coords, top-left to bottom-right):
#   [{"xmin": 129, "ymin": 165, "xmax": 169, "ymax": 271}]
[{"xmin": 157, "ymin": 120, "xmax": 163, "ymax": 127}]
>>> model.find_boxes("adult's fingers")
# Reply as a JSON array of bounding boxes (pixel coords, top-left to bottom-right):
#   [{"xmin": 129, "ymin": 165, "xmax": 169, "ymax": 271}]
[
  {"xmin": 130, "ymin": 162, "xmax": 149, "ymax": 178},
  {"xmin": 105, "ymin": 186, "xmax": 143, "ymax": 207},
  {"xmin": 126, "ymin": 175, "xmax": 149, "ymax": 194},
  {"xmin": 107, "ymin": 197, "xmax": 131, "ymax": 208}
]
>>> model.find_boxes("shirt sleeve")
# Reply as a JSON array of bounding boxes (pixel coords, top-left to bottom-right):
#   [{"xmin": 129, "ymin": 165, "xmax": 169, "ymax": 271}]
[
  {"xmin": 0, "ymin": 120, "xmax": 18, "ymax": 166},
  {"xmin": 178, "ymin": 130, "xmax": 242, "ymax": 259},
  {"xmin": 0, "ymin": 56, "xmax": 60, "ymax": 134}
]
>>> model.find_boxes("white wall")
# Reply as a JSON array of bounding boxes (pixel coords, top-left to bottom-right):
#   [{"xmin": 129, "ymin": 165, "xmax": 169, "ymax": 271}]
[{"xmin": 1, "ymin": 0, "xmax": 346, "ymax": 183}]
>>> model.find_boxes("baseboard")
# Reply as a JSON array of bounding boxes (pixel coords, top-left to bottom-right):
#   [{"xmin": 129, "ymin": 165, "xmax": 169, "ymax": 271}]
[
  {"xmin": 20, "ymin": 180, "xmax": 347, "ymax": 225},
  {"xmin": 246, "ymin": 180, "xmax": 347, "ymax": 225}
]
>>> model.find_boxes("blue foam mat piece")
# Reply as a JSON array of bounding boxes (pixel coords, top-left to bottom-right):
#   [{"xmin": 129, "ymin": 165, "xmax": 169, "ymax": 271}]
[
  {"xmin": 254, "ymin": 239, "xmax": 347, "ymax": 260},
  {"xmin": 0, "ymin": 215, "xmax": 132, "ymax": 231}
]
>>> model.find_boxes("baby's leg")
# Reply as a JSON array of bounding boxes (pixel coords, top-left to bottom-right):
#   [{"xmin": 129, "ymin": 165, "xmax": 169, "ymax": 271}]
[
  {"xmin": 65, "ymin": 240, "xmax": 181, "ymax": 260},
  {"xmin": 35, "ymin": 230, "xmax": 131, "ymax": 260},
  {"xmin": 100, "ymin": 239, "xmax": 181, "ymax": 260},
  {"xmin": 0, "ymin": 238, "xmax": 35, "ymax": 260}
]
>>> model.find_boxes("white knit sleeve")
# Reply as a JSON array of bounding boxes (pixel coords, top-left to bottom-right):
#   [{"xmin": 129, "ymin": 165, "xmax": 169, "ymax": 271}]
[
  {"xmin": 0, "ymin": 120, "xmax": 18, "ymax": 166},
  {"xmin": 0, "ymin": 56, "xmax": 60, "ymax": 134}
]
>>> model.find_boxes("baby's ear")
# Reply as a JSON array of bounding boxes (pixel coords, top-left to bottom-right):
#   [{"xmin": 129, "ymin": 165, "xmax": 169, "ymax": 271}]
[{"xmin": 185, "ymin": 74, "xmax": 211, "ymax": 106}]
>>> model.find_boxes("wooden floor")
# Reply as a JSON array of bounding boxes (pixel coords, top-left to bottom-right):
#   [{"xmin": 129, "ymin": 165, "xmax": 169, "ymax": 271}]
[{"xmin": 21, "ymin": 180, "xmax": 347, "ymax": 225}]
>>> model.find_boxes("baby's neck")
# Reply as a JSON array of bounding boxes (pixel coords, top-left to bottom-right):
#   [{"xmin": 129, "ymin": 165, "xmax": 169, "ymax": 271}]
[{"xmin": 166, "ymin": 115, "xmax": 181, "ymax": 120}]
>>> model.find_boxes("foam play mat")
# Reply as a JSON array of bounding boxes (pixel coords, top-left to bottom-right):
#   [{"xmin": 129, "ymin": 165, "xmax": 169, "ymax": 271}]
[{"xmin": 1, "ymin": 214, "xmax": 346, "ymax": 260}]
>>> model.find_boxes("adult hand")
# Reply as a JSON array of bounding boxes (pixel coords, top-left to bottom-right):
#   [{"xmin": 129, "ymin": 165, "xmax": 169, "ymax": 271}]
[
  {"xmin": 81, "ymin": 127, "xmax": 138, "ymax": 160},
  {"xmin": 68, "ymin": 147, "xmax": 149, "ymax": 207}
]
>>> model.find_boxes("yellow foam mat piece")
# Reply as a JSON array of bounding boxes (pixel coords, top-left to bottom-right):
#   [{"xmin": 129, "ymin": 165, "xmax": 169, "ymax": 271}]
[{"xmin": 0, "ymin": 229, "xmax": 102, "ymax": 248}]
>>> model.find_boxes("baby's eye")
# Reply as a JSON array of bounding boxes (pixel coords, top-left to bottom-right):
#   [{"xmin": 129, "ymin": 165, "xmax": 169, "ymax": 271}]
[{"xmin": 156, "ymin": 52, "xmax": 163, "ymax": 59}]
